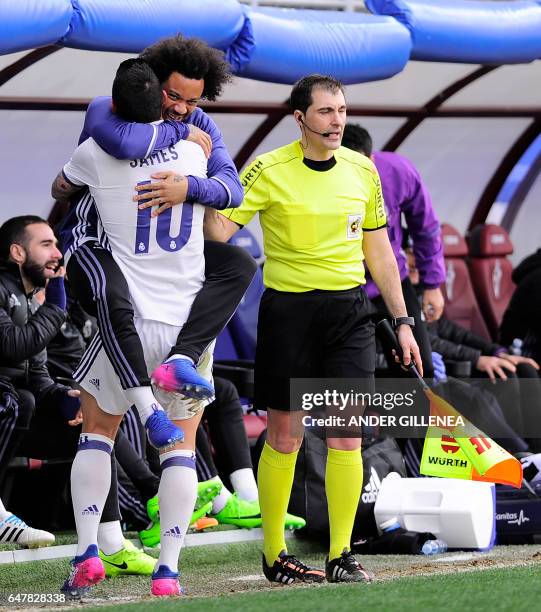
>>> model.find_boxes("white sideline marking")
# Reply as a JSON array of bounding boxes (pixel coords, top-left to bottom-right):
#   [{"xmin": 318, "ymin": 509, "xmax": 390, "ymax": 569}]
[
  {"xmin": 433, "ymin": 553, "xmax": 477, "ymax": 563},
  {"xmin": 228, "ymin": 574, "xmax": 264, "ymax": 582},
  {"xmin": 184, "ymin": 527, "xmax": 268, "ymax": 547},
  {"xmin": 0, "ymin": 527, "xmax": 293, "ymax": 565},
  {"xmin": 0, "ymin": 544, "xmax": 76, "ymax": 565}
]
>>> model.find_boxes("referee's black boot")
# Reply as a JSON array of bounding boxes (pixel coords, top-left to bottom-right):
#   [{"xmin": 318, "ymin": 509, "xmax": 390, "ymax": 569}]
[
  {"xmin": 262, "ymin": 550, "xmax": 325, "ymax": 584},
  {"xmin": 325, "ymin": 549, "xmax": 373, "ymax": 583}
]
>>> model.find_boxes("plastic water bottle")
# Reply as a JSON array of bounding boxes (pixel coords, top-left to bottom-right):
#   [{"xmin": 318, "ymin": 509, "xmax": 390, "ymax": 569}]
[
  {"xmin": 379, "ymin": 517, "xmax": 401, "ymax": 533},
  {"xmin": 510, "ymin": 338, "xmax": 523, "ymax": 356},
  {"xmin": 421, "ymin": 539, "xmax": 448, "ymax": 555}
]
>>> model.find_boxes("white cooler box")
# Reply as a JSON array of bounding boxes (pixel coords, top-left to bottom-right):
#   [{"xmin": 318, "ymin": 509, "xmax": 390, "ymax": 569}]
[{"xmin": 374, "ymin": 473, "xmax": 495, "ymax": 549}]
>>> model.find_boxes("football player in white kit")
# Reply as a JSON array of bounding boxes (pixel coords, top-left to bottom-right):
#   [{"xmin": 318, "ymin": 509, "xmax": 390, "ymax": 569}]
[{"xmin": 59, "ymin": 59, "xmax": 211, "ymax": 598}]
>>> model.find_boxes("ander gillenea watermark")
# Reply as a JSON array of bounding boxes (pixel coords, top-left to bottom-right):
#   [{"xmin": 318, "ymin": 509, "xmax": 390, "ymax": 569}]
[{"xmin": 290, "ymin": 378, "xmax": 476, "ymax": 439}]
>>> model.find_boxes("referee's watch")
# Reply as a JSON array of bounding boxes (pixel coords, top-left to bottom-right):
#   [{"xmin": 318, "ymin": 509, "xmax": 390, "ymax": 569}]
[{"xmin": 391, "ymin": 316, "xmax": 415, "ymax": 330}]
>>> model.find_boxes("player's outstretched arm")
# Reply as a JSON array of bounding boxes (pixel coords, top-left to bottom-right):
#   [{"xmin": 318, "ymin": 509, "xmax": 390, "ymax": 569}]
[
  {"xmin": 82, "ymin": 96, "xmax": 190, "ymax": 160},
  {"xmin": 133, "ymin": 112, "xmax": 243, "ymax": 213},
  {"xmin": 187, "ymin": 110, "xmax": 243, "ymax": 209}
]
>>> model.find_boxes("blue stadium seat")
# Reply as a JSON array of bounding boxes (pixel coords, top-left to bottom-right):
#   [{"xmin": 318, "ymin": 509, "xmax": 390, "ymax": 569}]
[
  {"xmin": 229, "ymin": 226, "xmax": 262, "ymax": 260},
  {"xmin": 214, "ymin": 325, "xmax": 238, "ymax": 362},
  {"xmin": 228, "ymin": 228, "xmax": 264, "ymax": 360},
  {"xmin": 212, "ymin": 227, "xmax": 266, "ymax": 425}
]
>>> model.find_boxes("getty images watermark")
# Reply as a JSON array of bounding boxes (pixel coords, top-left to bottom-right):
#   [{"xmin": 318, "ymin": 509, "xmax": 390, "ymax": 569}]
[
  {"xmin": 290, "ymin": 379, "xmax": 465, "ymax": 438},
  {"xmin": 300, "ymin": 388, "xmax": 464, "ymax": 429}
]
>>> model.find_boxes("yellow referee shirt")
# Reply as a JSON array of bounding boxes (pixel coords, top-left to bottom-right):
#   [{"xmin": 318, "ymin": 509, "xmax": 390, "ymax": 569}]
[{"xmin": 220, "ymin": 140, "xmax": 386, "ymax": 292}]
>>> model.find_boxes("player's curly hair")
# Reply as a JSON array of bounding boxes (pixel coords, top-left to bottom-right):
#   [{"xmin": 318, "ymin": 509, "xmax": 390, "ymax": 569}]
[{"xmin": 140, "ymin": 35, "xmax": 232, "ymax": 101}]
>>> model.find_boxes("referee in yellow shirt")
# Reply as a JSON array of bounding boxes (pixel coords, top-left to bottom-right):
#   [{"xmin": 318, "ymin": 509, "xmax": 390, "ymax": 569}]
[{"xmin": 205, "ymin": 75, "xmax": 421, "ymax": 584}]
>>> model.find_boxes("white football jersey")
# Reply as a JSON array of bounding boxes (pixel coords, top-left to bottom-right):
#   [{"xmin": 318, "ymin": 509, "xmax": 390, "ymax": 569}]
[{"xmin": 63, "ymin": 136, "xmax": 207, "ymax": 326}]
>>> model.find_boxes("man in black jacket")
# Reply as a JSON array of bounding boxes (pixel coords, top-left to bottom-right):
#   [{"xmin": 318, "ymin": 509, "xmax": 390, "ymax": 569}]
[
  {"xmin": 427, "ymin": 314, "xmax": 541, "ymax": 443},
  {"xmin": 0, "ymin": 215, "xmax": 78, "ymax": 547},
  {"xmin": 408, "ymin": 245, "xmax": 541, "ymax": 448},
  {"xmin": 500, "ymin": 248, "xmax": 541, "ymax": 364},
  {"xmin": 402, "ymin": 245, "xmax": 541, "ymax": 475},
  {"xmin": 0, "ymin": 216, "xmax": 157, "ymax": 574}
]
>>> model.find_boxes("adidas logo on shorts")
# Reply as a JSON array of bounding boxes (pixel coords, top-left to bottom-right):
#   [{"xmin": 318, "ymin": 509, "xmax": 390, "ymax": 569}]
[
  {"xmin": 82, "ymin": 504, "xmax": 100, "ymax": 516},
  {"xmin": 89, "ymin": 378, "xmax": 100, "ymax": 390},
  {"xmin": 361, "ymin": 467, "xmax": 381, "ymax": 504}
]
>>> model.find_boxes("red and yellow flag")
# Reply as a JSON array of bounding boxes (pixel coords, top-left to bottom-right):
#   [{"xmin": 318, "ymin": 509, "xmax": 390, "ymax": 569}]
[{"xmin": 420, "ymin": 390, "xmax": 522, "ymax": 488}]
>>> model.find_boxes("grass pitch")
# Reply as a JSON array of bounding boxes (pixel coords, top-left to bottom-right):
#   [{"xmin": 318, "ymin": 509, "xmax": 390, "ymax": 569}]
[{"xmin": 1, "ymin": 540, "xmax": 540, "ymax": 611}]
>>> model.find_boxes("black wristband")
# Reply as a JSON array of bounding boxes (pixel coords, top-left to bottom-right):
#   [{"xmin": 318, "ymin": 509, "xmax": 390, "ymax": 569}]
[{"xmin": 392, "ymin": 316, "xmax": 415, "ymax": 329}]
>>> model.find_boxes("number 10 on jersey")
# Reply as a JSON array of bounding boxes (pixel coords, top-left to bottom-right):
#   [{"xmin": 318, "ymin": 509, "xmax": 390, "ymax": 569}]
[{"xmin": 134, "ymin": 180, "xmax": 193, "ymax": 253}]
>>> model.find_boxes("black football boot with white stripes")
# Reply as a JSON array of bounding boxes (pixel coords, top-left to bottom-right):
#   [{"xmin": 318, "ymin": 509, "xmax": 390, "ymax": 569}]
[
  {"xmin": 0, "ymin": 514, "xmax": 55, "ymax": 548},
  {"xmin": 325, "ymin": 549, "xmax": 373, "ymax": 583},
  {"xmin": 262, "ymin": 550, "xmax": 326, "ymax": 584}
]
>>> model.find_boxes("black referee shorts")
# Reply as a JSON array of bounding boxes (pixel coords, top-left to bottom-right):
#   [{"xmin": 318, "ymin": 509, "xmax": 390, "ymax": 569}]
[{"xmin": 255, "ymin": 286, "xmax": 376, "ymax": 411}]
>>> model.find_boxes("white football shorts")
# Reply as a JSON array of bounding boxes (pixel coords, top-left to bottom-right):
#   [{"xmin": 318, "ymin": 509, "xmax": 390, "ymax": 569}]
[{"xmin": 74, "ymin": 318, "xmax": 214, "ymax": 420}]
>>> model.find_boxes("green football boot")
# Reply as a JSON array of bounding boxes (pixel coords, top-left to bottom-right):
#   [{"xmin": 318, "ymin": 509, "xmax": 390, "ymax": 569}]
[
  {"xmin": 211, "ymin": 493, "xmax": 263, "ymax": 528},
  {"xmin": 195, "ymin": 479, "xmax": 223, "ymax": 510},
  {"xmin": 146, "ymin": 479, "xmax": 221, "ymax": 524},
  {"xmin": 99, "ymin": 539, "xmax": 156, "ymax": 577},
  {"xmin": 139, "ymin": 502, "xmax": 214, "ymax": 548},
  {"xmin": 147, "ymin": 495, "xmax": 160, "ymax": 523},
  {"xmin": 211, "ymin": 494, "xmax": 306, "ymax": 530},
  {"xmin": 139, "ymin": 521, "xmax": 160, "ymax": 549},
  {"xmin": 284, "ymin": 511, "xmax": 306, "ymax": 530},
  {"xmin": 192, "ymin": 500, "xmax": 213, "ymax": 524}
]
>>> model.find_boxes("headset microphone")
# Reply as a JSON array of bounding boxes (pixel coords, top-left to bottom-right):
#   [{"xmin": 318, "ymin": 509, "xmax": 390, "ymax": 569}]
[{"xmin": 299, "ymin": 117, "xmax": 332, "ymax": 138}]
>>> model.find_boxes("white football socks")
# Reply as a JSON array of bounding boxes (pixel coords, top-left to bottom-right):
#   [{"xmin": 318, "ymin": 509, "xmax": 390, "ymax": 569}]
[
  {"xmin": 124, "ymin": 386, "xmax": 164, "ymax": 425},
  {"xmin": 98, "ymin": 520, "xmax": 125, "ymax": 556},
  {"xmin": 210, "ymin": 477, "xmax": 233, "ymax": 514},
  {"xmin": 156, "ymin": 450, "xmax": 197, "ymax": 573},
  {"xmin": 71, "ymin": 433, "xmax": 114, "ymax": 556},
  {"xmin": 166, "ymin": 354, "xmax": 194, "ymax": 365},
  {"xmin": 230, "ymin": 468, "xmax": 259, "ymax": 503}
]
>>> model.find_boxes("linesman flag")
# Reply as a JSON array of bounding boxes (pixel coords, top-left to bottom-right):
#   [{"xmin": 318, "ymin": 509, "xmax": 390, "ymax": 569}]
[{"xmin": 420, "ymin": 390, "xmax": 522, "ymax": 488}]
